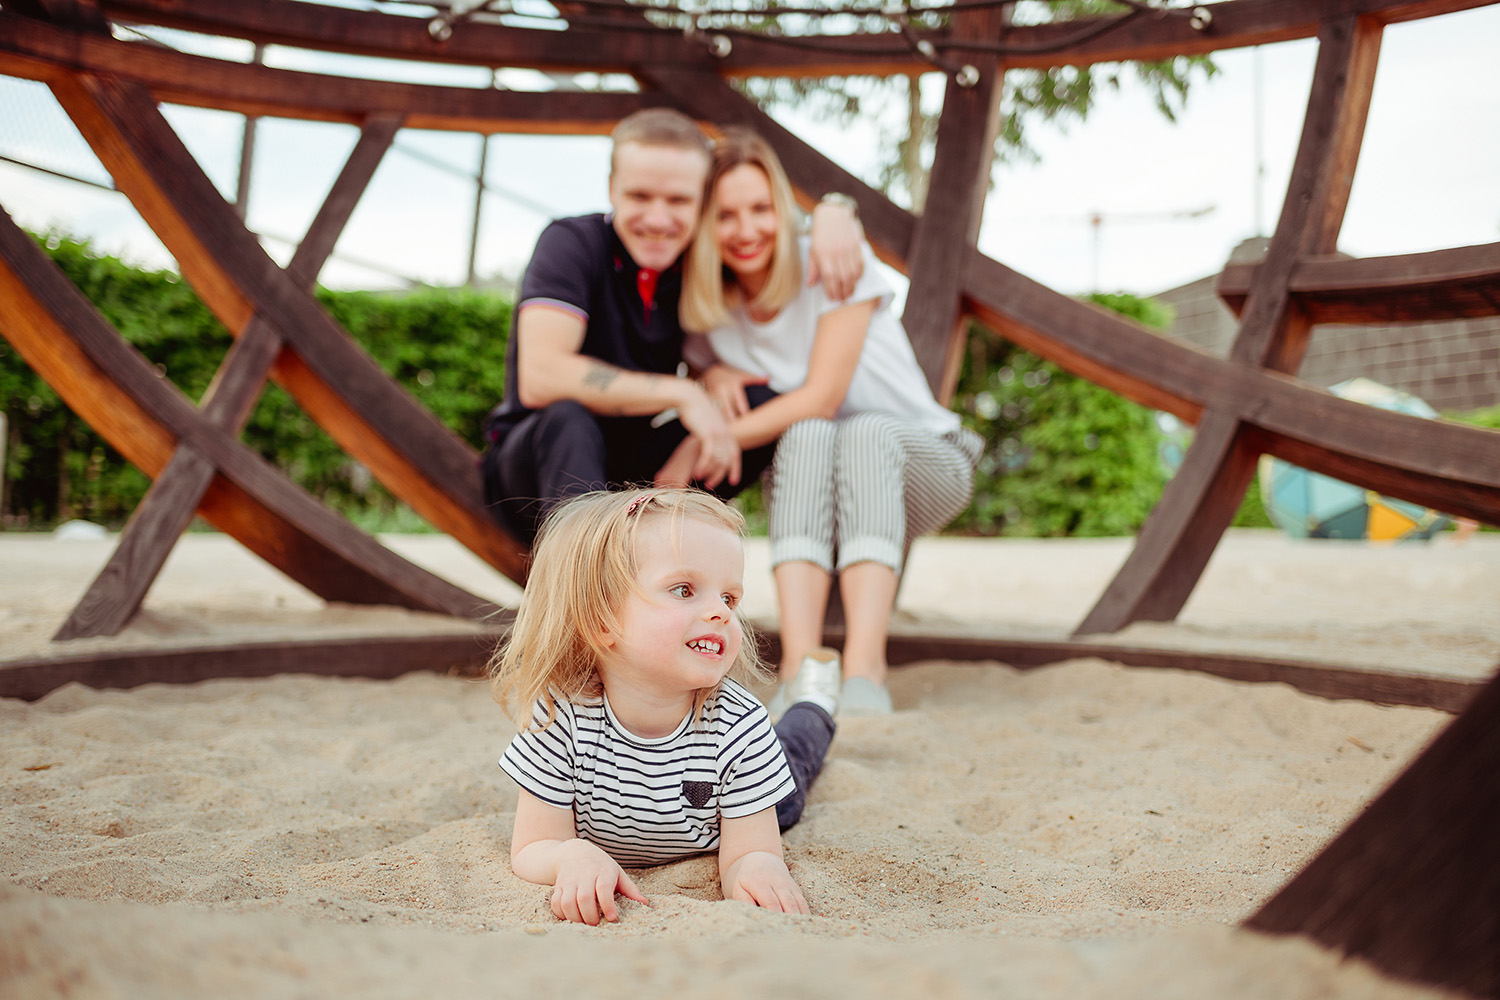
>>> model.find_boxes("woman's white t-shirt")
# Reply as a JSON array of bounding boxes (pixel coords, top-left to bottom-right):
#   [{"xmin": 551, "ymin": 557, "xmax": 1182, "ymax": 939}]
[{"xmin": 694, "ymin": 239, "xmax": 960, "ymax": 437}]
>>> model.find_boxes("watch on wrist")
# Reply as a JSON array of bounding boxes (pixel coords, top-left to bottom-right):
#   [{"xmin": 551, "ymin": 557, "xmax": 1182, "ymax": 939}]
[{"xmin": 818, "ymin": 192, "xmax": 860, "ymax": 218}]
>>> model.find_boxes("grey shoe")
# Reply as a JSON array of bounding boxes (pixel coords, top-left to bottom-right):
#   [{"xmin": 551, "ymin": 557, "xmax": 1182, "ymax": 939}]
[
  {"xmin": 783, "ymin": 647, "xmax": 841, "ymax": 716},
  {"xmin": 840, "ymin": 676, "xmax": 893, "ymax": 716}
]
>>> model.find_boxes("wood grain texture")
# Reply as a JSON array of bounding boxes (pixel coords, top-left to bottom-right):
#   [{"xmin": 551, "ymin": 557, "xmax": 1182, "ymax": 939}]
[
  {"xmin": 46, "ymin": 73, "xmax": 529, "ymax": 584},
  {"xmin": 0, "ymin": 207, "xmax": 499, "ymax": 620},
  {"xmin": 92, "ymin": 0, "xmax": 1494, "ymax": 77},
  {"xmin": 54, "ymin": 114, "xmax": 406, "ymax": 640},
  {"xmin": 1217, "ymin": 241, "xmax": 1500, "ymax": 323},
  {"xmin": 0, "ymin": 630, "xmax": 510, "ymax": 701},
  {"xmin": 1079, "ymin": 16, "xmax": 1386, "ymax": 634},
  {"xmin": 2, "ymin": 622, "xmax": 1477, "ymax": 714},
  {"xmin": 901, "ymin": 5, "xmax": 1006, "ymax": 401},
  {"xmin": 0, "ymin": 13, "xmax": 641, "ymax": 132},
  {"xmin": 52, "ymin": 446, "xmax": 216, "ymax": 641},
  {"xmin": 1248, "ymin": 668, "xmax": 1500, "ymax": 997}
]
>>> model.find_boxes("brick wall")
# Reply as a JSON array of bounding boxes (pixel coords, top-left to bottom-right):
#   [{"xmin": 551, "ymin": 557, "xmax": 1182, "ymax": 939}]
[{"xmin": 1151, "ymin": 241, "xmax": 1500, "ymax": 415}]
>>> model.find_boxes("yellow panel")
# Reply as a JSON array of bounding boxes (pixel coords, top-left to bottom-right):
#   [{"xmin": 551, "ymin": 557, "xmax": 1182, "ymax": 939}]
[{"xmin": 1368, "ymin": 500, "xmax": 1418, "ymax": 541}]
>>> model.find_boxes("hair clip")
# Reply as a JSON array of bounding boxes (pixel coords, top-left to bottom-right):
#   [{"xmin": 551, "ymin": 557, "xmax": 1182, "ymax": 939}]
[{"xmin": 625, "ymin": 494, "xmax": 649, "ymax": 516}]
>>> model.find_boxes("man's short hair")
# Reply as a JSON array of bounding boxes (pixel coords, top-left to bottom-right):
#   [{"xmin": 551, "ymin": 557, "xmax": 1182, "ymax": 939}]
[{"xmin": 610, "ymin": 108, "xmax": 711, "ymax": 175}]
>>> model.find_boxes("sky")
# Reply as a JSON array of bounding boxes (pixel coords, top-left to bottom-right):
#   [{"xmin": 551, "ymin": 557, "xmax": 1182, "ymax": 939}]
[{"xmin": 1, "ymin": 3, "xmax": 1497, "ymax": 301}]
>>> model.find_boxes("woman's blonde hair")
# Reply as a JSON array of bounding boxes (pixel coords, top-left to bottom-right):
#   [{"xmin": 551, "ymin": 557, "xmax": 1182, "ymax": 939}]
[
  {"xmin": 680, "ymin": 128, "xmax": 803, "ymax": 334},
  {"xmin": 488, "ymin": 488, "xmax": 770, "ymax": 729}
]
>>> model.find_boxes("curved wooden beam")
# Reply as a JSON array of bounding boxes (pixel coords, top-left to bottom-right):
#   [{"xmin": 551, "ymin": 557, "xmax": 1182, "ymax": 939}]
[
  {"xmin": 0, "ymin": 624, "xmax": 1478, "ymax": 713},
  {"xmin": 961, "ymin": 254, "xmax": 1500, "ymax": 524},
  {"xmin": 1218, "ymin": 241, "xmax": 1500, "ymax": 323},
  {"xmin": 91, "ymin": 0, "xmax": 1496, "ymax": 77},
  {"xmin": 44, "ymin": 71, "xmax": 529, "ymax": 585},
  {"xmin": 0, "ymin": 12, "xmax": 644, "ymax": 132},
  {"xmin": 0, "ymin": 208, "xmax": 498, "ymax": 620}
]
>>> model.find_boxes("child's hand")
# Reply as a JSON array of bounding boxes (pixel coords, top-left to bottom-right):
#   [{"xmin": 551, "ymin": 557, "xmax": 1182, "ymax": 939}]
[
  {"xmin": 551, "ymin": 839, "xmax": 649, "ymax": 925},
  {"xmin": 723, "ymin": 850, "xmax": 810, "ymax": 915}
]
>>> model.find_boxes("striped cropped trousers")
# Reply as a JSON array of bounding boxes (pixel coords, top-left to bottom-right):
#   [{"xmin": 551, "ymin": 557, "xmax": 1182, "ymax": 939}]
[{"xmin": 762, "ymin": 412, "xmax": 982, "ymax": 574}]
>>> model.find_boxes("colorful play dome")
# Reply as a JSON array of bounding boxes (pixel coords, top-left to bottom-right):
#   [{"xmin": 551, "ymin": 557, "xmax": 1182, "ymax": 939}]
[{"xmin": 1259, "ymin": 378, "xmax": 1453, "ymax": 541}]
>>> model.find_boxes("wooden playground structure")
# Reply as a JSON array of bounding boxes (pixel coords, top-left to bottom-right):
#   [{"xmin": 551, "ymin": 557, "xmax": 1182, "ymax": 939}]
[{"xmin": 1, "ymin": 0, "xmax": 1497, "ymax": 993}]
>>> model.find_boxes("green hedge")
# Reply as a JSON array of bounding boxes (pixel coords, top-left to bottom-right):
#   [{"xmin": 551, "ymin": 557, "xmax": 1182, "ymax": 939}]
[
  {"xmin": 949, "ymin": 292, "xmax": 1271, "ymax": 536},
  {"xmin": 1, "ymin": 233, "xmax": 509, "ymax": 530},
  {"xmin": 29, "ymin": 234, "xmax": 1483, "ymax": 539}
]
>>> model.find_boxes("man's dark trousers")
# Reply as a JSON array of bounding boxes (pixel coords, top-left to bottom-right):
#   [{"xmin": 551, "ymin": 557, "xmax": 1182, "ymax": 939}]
[{"xmin": 481, "ymin": 385, "xmax": 779, "ymax": 546}]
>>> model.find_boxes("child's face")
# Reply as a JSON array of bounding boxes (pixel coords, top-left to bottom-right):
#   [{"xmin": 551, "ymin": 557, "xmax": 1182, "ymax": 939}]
[{"xmin": 598, "ymin": 514, "xmax": 745, "ymax": 703}]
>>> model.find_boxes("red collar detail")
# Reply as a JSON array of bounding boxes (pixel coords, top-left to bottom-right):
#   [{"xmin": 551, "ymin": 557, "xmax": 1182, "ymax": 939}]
[{"xmin": 636, "ymin": 267, "xmax": 659, "ymax": 320}]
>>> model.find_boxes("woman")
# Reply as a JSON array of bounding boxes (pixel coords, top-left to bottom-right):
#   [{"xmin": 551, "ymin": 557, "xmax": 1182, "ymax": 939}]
[{"xmin": 672, "ymin": 128, "xmax": 981, "ymax": 716}]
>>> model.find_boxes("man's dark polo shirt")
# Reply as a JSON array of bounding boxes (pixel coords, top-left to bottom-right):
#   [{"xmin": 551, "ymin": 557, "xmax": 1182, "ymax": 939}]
[{"xmin": 484, "ymin": 214, "xmax": 684, "ymax": 443}]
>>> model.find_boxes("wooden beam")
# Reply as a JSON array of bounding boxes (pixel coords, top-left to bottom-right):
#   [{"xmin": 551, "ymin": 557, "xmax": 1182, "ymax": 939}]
[
  {"xmin": 53, "ymin": 115, "xmax": 404, "ymax": 640},
  {"xmin": 1078, "ymin": 15, "xmax": 1385, "ymax": 635},
  {"xmin": 0, "ymin": 13, "xmax": 643, "ymax": 132},
  {"xmin": 1247, "ymin": 668, "xmax": 1500, "ymax": 996},
  {"xmin": 901, "ymin": 5, "xmax": 1005, "ymax": 401},
  {"xmin": 0, "ymin": 630, "xmax": 509, "ymax": 701},
  {"xmin": 1217, "ymin": 241, "xmax": 1500, "ymax": 323},
  {"xmin": 1, "ymin": 621, "xmax": 1479, "ymax": 713},
  {"xmin": 51, "ymin": 446, "xmax": 217, "ymax": 641},
  {"xmin": 0, "ymin": 206, "xmax": 499, "ymax": 620},
  {"xmin": 1074, "ymin": 411, "xmax": 1259, "ymax": 633},
  {"xmin": 47, "ymin": 72, "xmax": 529, "ymax": 583},
  {"xmin": 1230, "ymin": 16, "xmax": 1383, "ymax": 374},
  {"xmin": 94, "ymin": 0, "xmax": 1496, "ymax": 77}
]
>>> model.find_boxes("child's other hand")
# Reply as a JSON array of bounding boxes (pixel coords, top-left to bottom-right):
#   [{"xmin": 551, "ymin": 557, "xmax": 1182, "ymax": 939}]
[
  {"xmin": 551, "ymin": 839, "xmax": 649, "ymax": 925},
  {"xmin": 724, "ymin": 850, "xmax": 810, "ymax": 915}
]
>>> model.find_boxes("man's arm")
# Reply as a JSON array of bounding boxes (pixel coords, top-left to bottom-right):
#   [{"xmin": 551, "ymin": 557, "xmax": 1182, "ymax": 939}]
[{"xmin": 515, "ymin": 304, "xmax": 741, "ymax": 487}]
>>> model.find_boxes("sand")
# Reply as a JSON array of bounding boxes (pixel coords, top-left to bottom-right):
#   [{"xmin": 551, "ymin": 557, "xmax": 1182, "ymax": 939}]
[{"xmin": 3, "ymin": 529, "xmax": 1497, "ymax": 998}]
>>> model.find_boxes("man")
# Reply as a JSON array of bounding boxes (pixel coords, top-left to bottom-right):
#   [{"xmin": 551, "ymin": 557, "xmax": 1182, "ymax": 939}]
[{"xmin": 481, "ymin": 108, "xmax": 861, "ymax": 545}]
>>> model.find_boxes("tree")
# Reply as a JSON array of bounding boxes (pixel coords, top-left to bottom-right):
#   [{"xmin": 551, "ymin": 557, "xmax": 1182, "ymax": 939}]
[{"xmin": 731, "ymin": 1, "xmax": 1218, "ymax": 211}]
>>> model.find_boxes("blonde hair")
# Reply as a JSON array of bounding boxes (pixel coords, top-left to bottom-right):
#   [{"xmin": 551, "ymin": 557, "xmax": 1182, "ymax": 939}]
[
  {"xmin": 610, "ymin": 108, "xmax": 712, "ymax": 176},
  {"xmin": 680, "ymin": 128, "xmax": 803, "ymax": 334},
  {"xmin": 489, "ymin": 488, "xmax": 770, "ymax": 730}
]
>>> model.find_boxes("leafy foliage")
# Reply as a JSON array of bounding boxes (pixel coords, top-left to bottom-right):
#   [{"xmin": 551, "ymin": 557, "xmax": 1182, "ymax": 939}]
[
  {"xmin": 950, "ymin": 293, "xmax": 1173, "ymax": 536},
  {"xmin": 0, "ymin": 237, "xmax": 1301, "ymax": 539},
  {"xmin": 1, "ymin": 233, "xmax": 509, "ymax": 530},
  {"xmin": 737, "ymin": 2, "xmax": 1218, "ymax": 208}
]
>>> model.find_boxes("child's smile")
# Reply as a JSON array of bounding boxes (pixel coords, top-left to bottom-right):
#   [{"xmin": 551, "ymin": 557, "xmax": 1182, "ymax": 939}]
[{"xmin": 597, "ymin": 514, "xmax": 746, "ymax": 733}]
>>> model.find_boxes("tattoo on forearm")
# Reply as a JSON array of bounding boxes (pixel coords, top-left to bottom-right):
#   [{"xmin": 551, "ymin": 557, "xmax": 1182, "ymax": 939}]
[{"xmin": 583, "ymin": 362, "xmax": 621, "ymax": 393}]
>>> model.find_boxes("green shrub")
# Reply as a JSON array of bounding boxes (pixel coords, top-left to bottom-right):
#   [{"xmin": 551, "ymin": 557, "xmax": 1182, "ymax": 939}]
[
  {"xmin": 951, "ymin": 293, "xmax": 1176, "ymax": 537},
  {"xmin": 1, "ymin": 235, "xmax": 1285, "ymax": 538},
  {"xmin": 1, "ymin": 233, "xmax": 509, "ymax": 530}
]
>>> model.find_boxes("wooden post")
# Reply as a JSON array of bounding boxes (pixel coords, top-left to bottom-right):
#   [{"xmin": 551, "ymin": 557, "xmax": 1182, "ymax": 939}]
[
  {"xmin": 1077, "ymin": 16, "xmax": 1383, "ymax": 635},
  {"xmin": 901, "ymin": 5, "xmax": 1006, "ymax": 403},
  {"xmin": 54, "ymin": 115, "xmax": 403, "ymax": 640},
  {"xmin": 1248, "ymin": 669, "xmax": 1500, "ymax": 997}
]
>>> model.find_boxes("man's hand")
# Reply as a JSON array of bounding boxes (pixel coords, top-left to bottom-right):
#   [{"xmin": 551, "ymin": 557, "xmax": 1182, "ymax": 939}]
[
  {"xmin": 807, "ymin": 198, "xmax": 865, "ymax": 302},
  {"xmin": 550, "ymin": 839, "xmax": 649, "ymax": 925},
  {"xmin": 722, "ymin": 850, "xmax": 810, "ymax": 916},
  {"xmin": 701, "ymin": 363, "xmax": 769, "ymax": 420}
]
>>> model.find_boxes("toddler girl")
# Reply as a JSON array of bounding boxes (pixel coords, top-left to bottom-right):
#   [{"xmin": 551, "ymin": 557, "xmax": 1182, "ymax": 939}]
[{"xmin": 491, "ymin": 488, "xmax": 840, "ymax": 925}]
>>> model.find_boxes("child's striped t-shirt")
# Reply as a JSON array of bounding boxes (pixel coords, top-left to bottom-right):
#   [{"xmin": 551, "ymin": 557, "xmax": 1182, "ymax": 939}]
[{"xmin": 499, "ymin": 678, "xmax": 794, "ymax": 867}]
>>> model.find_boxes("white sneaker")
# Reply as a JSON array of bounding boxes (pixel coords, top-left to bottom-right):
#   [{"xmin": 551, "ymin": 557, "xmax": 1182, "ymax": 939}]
[{"xmin": 783, "ymin": 647, "xmax": 841, "ymax": 718}]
